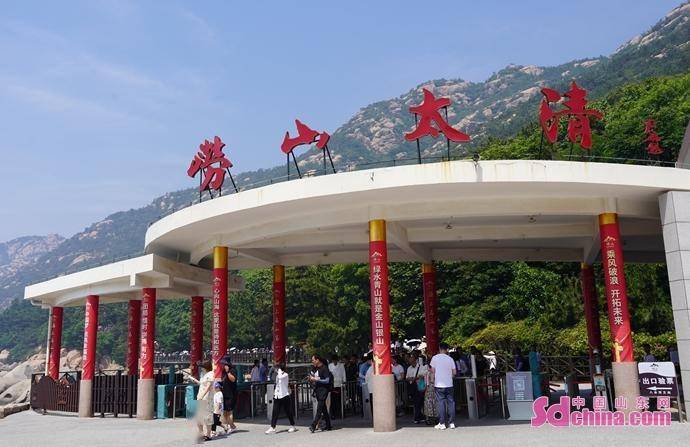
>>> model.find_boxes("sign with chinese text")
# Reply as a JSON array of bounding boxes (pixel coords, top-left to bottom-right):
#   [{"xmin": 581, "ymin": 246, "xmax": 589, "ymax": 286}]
[
  {"xmin": 507, "ymin": 371, "xmax": 534, "ymax": 401},
  {"xmin": 644, "ymin": 119, "xmax": 664, "ymax": 155},
  {"xmin": 187, "ymin": 136, "xmax": 233, "ymax": 192},
  {"xmin": 638, "ymin": 362, "xmax": 678, "ymax": 397},
  {"xmin": 369, "ymin": 241, "xmax": 391, "ymax": 376},
  {"xmin": 405, "ymin": 88, "xmax": 470, "ymax": 143}
]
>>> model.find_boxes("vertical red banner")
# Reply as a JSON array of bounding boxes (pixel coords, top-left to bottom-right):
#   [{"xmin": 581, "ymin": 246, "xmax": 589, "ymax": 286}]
[
  {"xmin": 272, "ymin": 265, "xmax": 286, "ymax": 364},
  {"xmin": 580, "ymin": 264, "xmax": 603, "ymax": 361},
  {"xmin": 422, "ymin": 264, "xmax": 439, "ymax": 357},
  {"xmin": 212, "ymin": 246, "xmax": 228, "ymax": 379},
  {"xmin": 599, "ymin": 213, "xmax": 634, "ymax": 362},
  {"xmin": 369, "ymin": 220, "xmax": 392, "ymax": 376},
  {"xmin": 48, "ymin": 306, "xmax": 63, "ymax": 380},
  {"xmin": 139, "ymin": 288, "xmax": 156, "ymax": 380},
  {"xmin": 126, "ymin": 300, "xmax": 141, "ymax": 375},
  {"xmin": 190, "ymin": 296, "xmax": 204, "ymax": 377},
  {"xmin": 82, "ymin": 295, "xmax": 99, "ymax": 381}
]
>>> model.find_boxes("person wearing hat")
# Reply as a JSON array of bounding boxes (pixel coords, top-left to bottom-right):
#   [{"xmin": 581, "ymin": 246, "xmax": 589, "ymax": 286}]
[{"xmin": 211, "ymin": 381, "xmax": 225, "ymax": 438}]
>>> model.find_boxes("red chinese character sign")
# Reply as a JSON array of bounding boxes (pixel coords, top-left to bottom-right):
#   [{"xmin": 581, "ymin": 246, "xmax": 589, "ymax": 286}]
[
  {"xmin": 281, "ymin": 119, "xmax": 335, "ymax": 179},
  {"xmin": 539, "ymin": 81, "xmax": 603, "ymax": 152},
  {"xmin": 405, "ymin": 88, "xmax": 471, "ymax": 162},
  {"xmin": 187, "ymin": 136, "xmax": 238, "ymax": 200},
  {"xmin": 644, "ymin": 118, "xmax": 664, "ymax": 156}
]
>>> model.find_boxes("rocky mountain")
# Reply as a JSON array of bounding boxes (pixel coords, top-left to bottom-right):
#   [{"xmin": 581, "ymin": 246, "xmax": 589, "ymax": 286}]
[{"xmin": 0, "ymin": 4, "xmax": 689, "ymax": 339}]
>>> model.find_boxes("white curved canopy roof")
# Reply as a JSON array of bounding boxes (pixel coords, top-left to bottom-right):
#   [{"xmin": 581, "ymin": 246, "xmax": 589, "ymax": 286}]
[{"xmin": 145, "ymin": 160, "xmax": 690, "ymax": 269}]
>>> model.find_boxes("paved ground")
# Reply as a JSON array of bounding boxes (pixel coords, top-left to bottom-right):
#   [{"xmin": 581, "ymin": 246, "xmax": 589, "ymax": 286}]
[{"xmin": 1, "ymin": 410, "xmax": 689, "ymax": 447}]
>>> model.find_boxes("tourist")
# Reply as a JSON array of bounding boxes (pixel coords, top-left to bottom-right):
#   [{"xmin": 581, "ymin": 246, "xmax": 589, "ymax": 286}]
[
  {"xmin": 220, "ymin": 357, "xmax": 238, "ymax": 433},
  {"xmin": 643, "ymin": 343, "xmax": 656, "ymax": 362},
  {"xmin": 184, "ymin": 359, "xmax": 215, "ymax": 441},
  {"xmin": 329, "ymin": 354, "xmax": 346, "ymax": 418},
  {"xmin": 513, "ymin": 347, "xmax": 528, "ymax": 372},
  {"xmin": 430, "ymin": 342, "xmax": 456, "ymax": 430},
  {"xmin": 309, "ymin": 354, "xmax": 332, "ymax": 433},
  {"xmin": 358, "ymin": 353, "xmax": 371, "ymax": 387},
  {"xmin": 455, "ymin": 348, "xmax": 470, "ymax": 376},
  {"xmin": 391, "ymin": 355, "xmax": 405, "ymax": 381},
  {"xmin": 406, "ymin": 351, "xmax": 428, "ymax": 424},
  {"xmin": 485, "ymin": 350, "xmax": 497, "ymax": 372},
  {"xmin": 211, "ymin": 382, "xmax": 224, "ymax": 438},
  {"xmin": 345, "ymin": 354, "xmax": 358, "ymax": 383},
  {"xmin": 265, "ymin": 361, "xmax": 296, "ymax": 434},
  {"xmin": 260, "ymin": 358, "xmax": 269, "ymax": 382},
  {"xmin": 250, "ymin": 359, "xmax": 261, "ymax": 382}
]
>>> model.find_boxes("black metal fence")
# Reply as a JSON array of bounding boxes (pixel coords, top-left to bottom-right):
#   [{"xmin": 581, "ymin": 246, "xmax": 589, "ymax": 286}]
[{"xmin": 30, "ymin": 368, "xmax": 184, "ymax": 417}]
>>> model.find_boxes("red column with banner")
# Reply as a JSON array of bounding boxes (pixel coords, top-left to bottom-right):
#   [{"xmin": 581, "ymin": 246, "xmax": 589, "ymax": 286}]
[
  {"xmin": 580, "ymin": 263, "xmax": 603, "ymax": 367},
  {"xmin": 126, "ymin": 300, "xmax": 141, "ymax": 375},
  {"xmin": 273, "ymin": 265, "xmax": 286, "ymax": 365},
  {"xmin": 369, "ymin": 220, "xmax": 392, "ymax": 376},
  {"xmin": 82, "ymin": 295, "xmax": 99, "ymax": 381},
  {"xmin": 139, "ymin": 288, "xmax": 156, "ymax": 380},
  {"xmin": 212, "ymin": 246, "xmax": 228, "ymax": 379},
  {"xmin": 48, "ymin": 306, "xmax": 64, "ymax": 380},
  {"xmin": 599, "ymin": 213, "xmax": 634, "ymax": 362},
  {"xmin": 422, "ymin": 263, "xmax": 439, "ymax": 357},
  {"xmin": 190, "ymin": 296, "xmax": 204, "ymax": 377}
]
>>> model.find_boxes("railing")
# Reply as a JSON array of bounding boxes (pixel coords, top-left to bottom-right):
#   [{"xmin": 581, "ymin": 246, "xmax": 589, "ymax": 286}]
[
  {"xmin": 30, "ymin": 368, "xmax": 184, "ymax": 416},
  {"xmin": 154, "ymin": 349, "xmax": 311, "ymax": 366},
  {"xmin": 494, "ymin": 354, "xmax": 591, "ymax": 382},
  {"xmin": 30, "ymin": 371, "xmax": 81, "ymax": 414},
  {"xmin": 146, "ymin": 152, "xmax": 689, "ymax": 230}
]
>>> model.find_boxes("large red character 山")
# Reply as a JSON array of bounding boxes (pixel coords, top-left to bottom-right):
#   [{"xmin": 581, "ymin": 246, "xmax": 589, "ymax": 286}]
[
  {"xmin": 539, "ymin": 81, "xmax": 603, "ymax": 150},
  {"xmin": 281, "ymin": 119, "xmax": 330, "ymax": 154},
  {"xmin": 187, "ymin": 136, "xmax": 232, "ymax": 191},
  {"xmin": 405, "ymin": 88, "xmax": 470, "ymax": 143}
]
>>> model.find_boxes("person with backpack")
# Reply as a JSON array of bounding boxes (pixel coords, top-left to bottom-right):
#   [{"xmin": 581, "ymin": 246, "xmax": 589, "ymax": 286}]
[
  {"xmin": 406, "ymin": 351, "xmax": 428, "ymax": 424},
  {"xmin": 308, "ymin": 354, "xmax": 332, "ymax": 433}
]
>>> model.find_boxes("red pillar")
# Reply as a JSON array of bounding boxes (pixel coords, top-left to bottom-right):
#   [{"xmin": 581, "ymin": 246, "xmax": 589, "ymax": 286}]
[
  {"xmin": 272, "ymin": 265, "xmax": 286, "ymax": 364},
  {"xmin": 212, "ymin": 246, "xmax": 228, "ymax": 379},
  {"xmin": 369, "ymin": 219, "xmax": 392, "ymax": 376},
  {"xmin": 190, "ymin": 296, "xmax": 204, "ymax": 377},
  {"xmin": 598, "ymin": 213, "xmax": 634, "ymax": 362},
  {"xmin": 422, "ymin": 263, "xmax": 439, "ymax": 357},
  {"xmin": 126, "ymin": 300, "xmax": 141, "ymax": 375},
  {"xmin": 82, "ymin": 295, "xmax": 99, "ymax": 381},
  {"xmin": 48, "ymin": 306, "xmax": 64, "ymax": 380},
  {"xmin": 580, "ymin": 263, "xmax": 603, "ymax": 369},
  {"xmin": 139, "ymin": 288, "xmax": 156, "ymax": 380}
]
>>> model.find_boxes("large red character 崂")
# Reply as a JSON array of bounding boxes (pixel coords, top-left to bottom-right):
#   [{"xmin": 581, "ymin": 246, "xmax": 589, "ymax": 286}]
[
  {"xmin": 187, "ymin": 136, "xmax": 232, "ymax": 191},
  {"xmin": 539, "ymin": 81, "xmax": 603, "ymax": 150},
  {"xmin": 405, "ymin": 88, "xmax": 470, "ymax": 143}
]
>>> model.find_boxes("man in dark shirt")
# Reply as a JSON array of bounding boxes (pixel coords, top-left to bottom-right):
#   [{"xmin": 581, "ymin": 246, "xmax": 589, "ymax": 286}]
[
  {"xmin": 308, "ymin": 355, "xmax": 332, "ymax": 432},
  {"xmin": 345, "ymin": 354, "xmax": 358, "ymax": 383}
]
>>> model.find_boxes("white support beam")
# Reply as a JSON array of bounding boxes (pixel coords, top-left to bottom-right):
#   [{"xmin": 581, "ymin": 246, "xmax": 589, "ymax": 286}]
[
  {"xmin": 235, "ymin": 248, "xmax": 281, "ymax": 266},
  {"xmin": 386, "ymin": 221, "xmax": 432, "ymax": 263}
]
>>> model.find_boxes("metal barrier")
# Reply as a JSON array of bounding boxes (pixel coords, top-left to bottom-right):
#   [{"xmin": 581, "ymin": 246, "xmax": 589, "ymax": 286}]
[
  {"xmin": 30, "ymin": 372, "xmax": 80, "ymax": 414},
  {"xmin": 92, "ymin": 370, "xmax": 137, "ymax": 417}
]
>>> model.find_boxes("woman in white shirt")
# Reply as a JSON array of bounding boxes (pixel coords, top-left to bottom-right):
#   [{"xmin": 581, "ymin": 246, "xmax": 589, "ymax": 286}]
[
  {"xmin": 265, "ymin": 362, "xmax": 296, "ymax": 434},
  {"xmin": 184, "ymin": 360, "xmax": 216, "ymax": 441}
]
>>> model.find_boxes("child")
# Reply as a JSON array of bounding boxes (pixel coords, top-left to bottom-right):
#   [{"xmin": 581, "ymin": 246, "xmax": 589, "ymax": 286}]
[{"xmin": 212, "ymin": 381, "xmax": 224, "ymax": 437}]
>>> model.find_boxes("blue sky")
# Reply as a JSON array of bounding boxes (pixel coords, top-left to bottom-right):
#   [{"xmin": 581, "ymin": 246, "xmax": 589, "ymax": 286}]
[{"xmin": 0, "ymin": 0, "xmax": 682, "ymax": 241}]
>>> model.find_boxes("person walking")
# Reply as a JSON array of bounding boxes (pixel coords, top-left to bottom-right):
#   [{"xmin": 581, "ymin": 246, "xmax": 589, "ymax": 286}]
[
  {"xmin": 184, "ymin": 359, "xmax": 215, "ymax": 442},
  {"xmin": 329, "ymin": 354, "xmax": 346, "ymax": 419},
  {"xmin": 309, "ymin": 355, "xmax": 332, "ymax": 433},
  {"xmin": 220, "ymin": 357, "xmax": 238, "ymax": 434},
  {"xmin": 265, "ymin": 362, "xmax": 296, "ymax": 434},
  {"xmin": 406, "ymin": 351, "xmax": 428, "ymax": 424},
  {"xmin": 250, "ymin": 359, "xmax": 261, "ymax": 382},
  {"xmin": 430, "ymin": 342, "xmax": 456, "ymax": 430},
  {"xmin": 211, "ymin": 382, "xmax": 224, "ymax": 437}
]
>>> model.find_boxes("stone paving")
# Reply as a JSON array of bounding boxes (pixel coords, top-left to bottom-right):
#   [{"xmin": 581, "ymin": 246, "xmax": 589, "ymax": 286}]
[{"xmin": 1, "ymin": 409, "xmax": 689, "ymax": 447}]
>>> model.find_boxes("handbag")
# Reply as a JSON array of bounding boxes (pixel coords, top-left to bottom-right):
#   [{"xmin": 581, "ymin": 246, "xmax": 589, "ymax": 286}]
[{"xmin": 415, "ymin": 365, "xmax": 426, "ymax": 391}]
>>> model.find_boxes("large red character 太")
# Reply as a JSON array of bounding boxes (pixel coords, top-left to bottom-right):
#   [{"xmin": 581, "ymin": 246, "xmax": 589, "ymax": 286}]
[
  {"xmin": 187, "ymin": 136, "xmax": 232, "ymax": 191},
  {"xmin": 539, "ymin": 81, "xmax": 603, "ymax": 150},
  {"xmin": 405, "ymin": 88, "xmax": 470, "ymax": 143}
]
